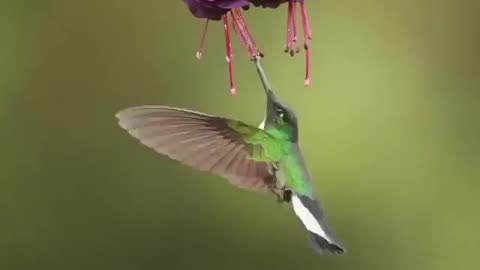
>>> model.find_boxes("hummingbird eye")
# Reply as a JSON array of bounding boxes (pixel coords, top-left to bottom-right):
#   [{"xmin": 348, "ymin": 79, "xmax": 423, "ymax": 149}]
[
  {"xmin": 275, "ymin": 107, "xmax": 288, "ymax": 123},
  {"xmin": 276, "ymin": 108, "xmax": 284, "ymax": 117}
]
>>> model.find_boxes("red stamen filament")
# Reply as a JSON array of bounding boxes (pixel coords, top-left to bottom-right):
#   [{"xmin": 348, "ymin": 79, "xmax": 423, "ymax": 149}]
[
  {"xmin": 304, "ymin": 45, "xmax": 310, "ymax": 86},
  {"xmin": 196, "ymin": 19, "xmax": 209, "ymax": 60},
  {"xmin": 285, "ymin": 1, "xmax": 293, "ymax": 54},
  {"xmin": 234, "ymin": 9, "xmax": 262, "ymax": 57},
  {"xmin": 231, "ymin": 11, "xmax": 253, "ymax": 57},
  {"xmin": 285, "ymin": 1, "xmax": 299, "ymax": 56},
  {"xmin": 197, "ymin": 9, "xmax": 262, "ymax": 94},
  {"xmin": 291, "ymin": 2, "xmax": 298, "ymax": 53},
  {"xmin": 230, "ymin": 8, "xmax": 261, "ymax": 59},
  {"xmin": 300, "ymin": 2, "xmax": 312, "ymax": 40},
  {"xmin": 284, "ymin": 1, "xmax": 313, "ymax": 86},
  {"xmin": 300, "ymin": 1, "xmax": 312, "ymax": 86},
  {"xmin": 223, "ymin": 15, "xmax": 236, "ymax": 95}
]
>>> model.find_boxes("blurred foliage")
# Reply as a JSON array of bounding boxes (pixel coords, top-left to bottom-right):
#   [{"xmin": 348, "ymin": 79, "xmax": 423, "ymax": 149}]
[{"xmin": 1, "ymin": 0, "xmax": 479, "ymax": 269}]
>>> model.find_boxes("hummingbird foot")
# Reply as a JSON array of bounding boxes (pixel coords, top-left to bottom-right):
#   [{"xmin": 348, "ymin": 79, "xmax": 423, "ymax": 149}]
[
  {"xmin": 271, "ymin": 187, "xmax": 292, "ymax": 204},
  {"xmin": 282, "ymin": 188, "xmax": 292, "ymax": 202}
]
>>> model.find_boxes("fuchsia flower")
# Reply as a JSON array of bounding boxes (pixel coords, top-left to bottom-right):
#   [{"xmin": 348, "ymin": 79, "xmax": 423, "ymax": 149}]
[
  {"xmin": 183, "ymin": 0, "xmax": 312, "ymax": 93},
  {"xmin": 251, "ymin": 0, "xmax": 312, "ymax": 86}
]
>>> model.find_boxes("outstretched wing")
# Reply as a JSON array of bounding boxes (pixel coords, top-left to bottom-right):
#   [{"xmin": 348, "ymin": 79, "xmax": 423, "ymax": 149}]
[{"xmin": 116, "ymin": 106, "xmax": 277, "ymax": 190}]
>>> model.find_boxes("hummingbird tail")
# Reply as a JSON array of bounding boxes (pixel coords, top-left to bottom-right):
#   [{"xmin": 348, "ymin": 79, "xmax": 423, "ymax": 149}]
[{"xmin": 291, "ymin": 194, "xmax": 345, "ymax": 255}]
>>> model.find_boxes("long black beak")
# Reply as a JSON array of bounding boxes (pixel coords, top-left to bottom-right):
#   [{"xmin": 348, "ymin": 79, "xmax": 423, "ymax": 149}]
[
  {"xmin": 253, "ymin": 58, "xmax": 279, "ymax": 128},
  {"xmin": 253, "ymin": 58, "xmax": 276, "ymax": 102}
]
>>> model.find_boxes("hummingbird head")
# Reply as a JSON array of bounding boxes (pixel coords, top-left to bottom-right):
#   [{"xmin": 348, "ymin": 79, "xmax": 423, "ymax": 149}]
[
  {"xmin": 255, "ymin": 58, "xmax": 298, "ymax": 142},
  {"xmin": 265, "ymin": 92, "xmax": 299, "ymax": 142}
]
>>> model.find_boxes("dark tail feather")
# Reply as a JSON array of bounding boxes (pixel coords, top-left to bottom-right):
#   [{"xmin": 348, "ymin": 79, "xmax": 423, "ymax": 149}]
[
  {"xmin": 308, "ymin": 231, "xmax": 345, "ymax": 255},
  {"xmin": 291, "ymin": 194, "xmax": 346, "ymax": 255}
]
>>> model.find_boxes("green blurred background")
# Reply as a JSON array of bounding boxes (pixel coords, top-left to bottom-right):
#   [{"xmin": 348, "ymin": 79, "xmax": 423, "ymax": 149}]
[{"xmin": 1, "ymin": 0, "xmax": 479, "ymax": 269}]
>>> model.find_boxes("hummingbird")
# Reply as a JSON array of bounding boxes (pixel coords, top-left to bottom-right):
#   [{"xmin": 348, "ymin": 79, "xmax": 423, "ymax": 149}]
[{"xmin": 115, "ymin": 60, "xmax": 345, "ymax": 254}]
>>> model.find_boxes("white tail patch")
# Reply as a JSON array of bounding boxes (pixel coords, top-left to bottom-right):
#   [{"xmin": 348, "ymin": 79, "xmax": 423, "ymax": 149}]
[
  {"xmin": 258, "ymin": 119, "xmax": 266, "ymax": 129},
  {"xmin": 292, "ymin": 195, "xmax": 332, "ymax": 243}
]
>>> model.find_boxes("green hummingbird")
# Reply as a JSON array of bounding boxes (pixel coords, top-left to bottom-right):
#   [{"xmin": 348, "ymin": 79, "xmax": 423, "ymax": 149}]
[{"xmin": 115, "ymin": 60, "xmax": 345, "ymax": 254}]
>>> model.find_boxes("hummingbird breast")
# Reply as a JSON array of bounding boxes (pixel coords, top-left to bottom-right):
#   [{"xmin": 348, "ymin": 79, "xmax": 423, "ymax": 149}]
[{"xmin": 276, "ymin": 145, "xmax": 313, "ymax": 198}]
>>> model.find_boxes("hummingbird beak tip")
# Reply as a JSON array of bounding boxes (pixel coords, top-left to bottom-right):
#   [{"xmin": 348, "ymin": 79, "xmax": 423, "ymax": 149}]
[{"xmin": 254, "ymin": 58, "xmax": 274, "ymax": 96}]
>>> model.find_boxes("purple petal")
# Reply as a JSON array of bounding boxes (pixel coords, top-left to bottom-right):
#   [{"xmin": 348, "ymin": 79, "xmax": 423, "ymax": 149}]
[
  {"xmin": 249, "ymin": 0, "xmax": 303, "ymax": 9},
  {"xmin": 183, "ymin": 0, "xmax": 229, "ymax": 20},
  {"xmin": 211, "ymin": 0, "xmax": 250, "ymax": 9},
  {"xmin": 184, "ymin": 0, "xmax": 251, "ymax": 20}
]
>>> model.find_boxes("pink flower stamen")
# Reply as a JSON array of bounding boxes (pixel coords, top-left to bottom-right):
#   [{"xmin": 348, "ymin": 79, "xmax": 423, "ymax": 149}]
[
  {"xmin": 194, "ymin": 9, "xmax": 263, "ymax": 94},
  {"xmin": 300, "ymin": 1, "xmax": 312, "ymax": 86},
  {"xmin": 231, "ymin": 11, "xmax": 253, "ymax": 57},
  {"xmin": 291, "ymin": 2, "xmax": 299, "ymax": 53},
  {"xmin": 196, "ymin": 19, "xmax": 209, "ymax": 60},
  {"xmin": 284, "ymin": 1, "xmax": 313, "ymax": 85},
  {"xmin": 223, "ymin": 15, "xmax": 236, "ymax": 95},
  {"xmin": 304, "ymin": 46, "xmax": 310, "ymax": 86},
  {"xmin": 231, "ymin": 9, "xmax": 261, "ymax": 59},
  {"xmin": 285, "ymin": 1, "xmax": 299, "ymax": 56},
  {"xmin": 300, "ymin": 2, "xmax": 312, "ymax": 40},
  {"xmin": 285, "ymin": 1, "xmax": 293, "ymax": 54},
  {"xmin": 235, "ymin": 9, "xmax": 263, "ymax": 57}
]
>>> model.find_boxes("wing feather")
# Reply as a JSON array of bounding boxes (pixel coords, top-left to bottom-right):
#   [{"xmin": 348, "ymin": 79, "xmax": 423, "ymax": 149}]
[{"xmin": 116, "ymin": 106, "xmax": 276, "ymax": 190}]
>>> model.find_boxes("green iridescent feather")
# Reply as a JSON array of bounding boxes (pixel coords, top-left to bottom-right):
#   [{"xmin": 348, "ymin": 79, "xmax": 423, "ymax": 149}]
[{"xmin": 228, "ymin": 119, "xmax": 313, "ymax": 197}]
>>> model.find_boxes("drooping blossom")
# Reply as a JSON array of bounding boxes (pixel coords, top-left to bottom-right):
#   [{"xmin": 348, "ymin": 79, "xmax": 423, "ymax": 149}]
[
  {"xmin": 250, "ymin": 0, "xmax": 312, "ymax": 86},
  {"xmin": 183, "ymin": 0, "xmax": 313, "ymax": 93},
  {"xmin": 184, "ymin": 0, "xmax": 264, "ymax": 94}
]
